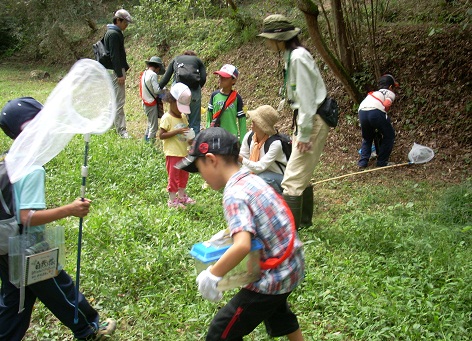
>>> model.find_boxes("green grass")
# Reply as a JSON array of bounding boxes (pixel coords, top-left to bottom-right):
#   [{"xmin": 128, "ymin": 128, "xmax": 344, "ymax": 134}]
[{"xmin": 1, "ymin": 65, "xmax": 471, "ymax": 340}]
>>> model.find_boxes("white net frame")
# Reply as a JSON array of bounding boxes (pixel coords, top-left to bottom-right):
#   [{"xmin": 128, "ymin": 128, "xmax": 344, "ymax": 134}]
[{"xmin": 6, "ymin": 59, "xmax": 116, "ymax": 183}]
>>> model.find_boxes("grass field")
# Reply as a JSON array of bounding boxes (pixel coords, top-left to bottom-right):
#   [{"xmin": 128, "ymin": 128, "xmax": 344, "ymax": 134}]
[{"xmin": 0, "ymin": 64, "xmax": 471, "ymax": 340}]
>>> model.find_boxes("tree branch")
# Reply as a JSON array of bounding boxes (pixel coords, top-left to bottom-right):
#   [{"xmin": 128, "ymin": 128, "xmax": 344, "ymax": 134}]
[{"xmin": 297, "ymin": 0, "xmax": 363, "ymax": 103}]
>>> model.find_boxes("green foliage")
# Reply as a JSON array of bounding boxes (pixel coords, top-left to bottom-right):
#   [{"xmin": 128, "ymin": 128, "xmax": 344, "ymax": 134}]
[
  {"xmin": 0, "ymin": 17, "xmax": 20, "ymax": 57},
  {"xmin": 429, "ymin": 180, "xmax": 472, "ymax": 226},
  {"xmin": 132, "ymin": 0, "xmax": 259, "ymax": 60},
  {"xmin": 0, "ymin": 65, "xmax": 57, "ymax": 119},
  {"xmin": 0, "ymin": 64, "xmax": 469, "ymax": 339}
]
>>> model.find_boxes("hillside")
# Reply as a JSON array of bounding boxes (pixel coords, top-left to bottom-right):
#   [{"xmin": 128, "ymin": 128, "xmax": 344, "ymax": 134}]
[
  {"xmin": 121, "ymin": 2, "xmax": 471, "ymax": 184},
  {"xmin": 2, "ymin": 0, "xmax": 471, "ymax": 184},
  {"xmin": 128, "ymin": 24, "xmax": 471, "ymax": 184}
]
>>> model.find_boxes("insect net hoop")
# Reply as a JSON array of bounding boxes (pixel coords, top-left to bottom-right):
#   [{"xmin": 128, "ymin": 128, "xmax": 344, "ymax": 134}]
[
  {"xmin": 408, "ymin": 143, "xmax": 435, "ymax": 164},
  {"xmin": 6, "ymin": 59, "xmax": 116, "ymax": 183}
]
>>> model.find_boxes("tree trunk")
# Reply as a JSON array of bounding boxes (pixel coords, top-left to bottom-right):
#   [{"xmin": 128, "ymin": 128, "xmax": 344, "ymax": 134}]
[
  {"xmin": 331, "ymin": 0, "xmax": 353, "ymax": 73},
  {"xmin": 296, "ymin": 0, "xmax": 363, "ymax": 104}
]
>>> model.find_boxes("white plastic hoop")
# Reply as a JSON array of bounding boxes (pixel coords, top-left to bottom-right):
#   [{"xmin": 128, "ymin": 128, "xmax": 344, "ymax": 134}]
[{"xmin": 6, "ymin": 59, "xmax": 115, "ymax": 183}]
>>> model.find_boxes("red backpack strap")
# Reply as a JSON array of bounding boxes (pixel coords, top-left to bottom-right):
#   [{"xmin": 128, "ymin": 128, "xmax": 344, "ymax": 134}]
[
  {"xmin": 212, "ymin": 90, "xmax": 238, "ymax": 120},
  {"xmin": 259, "ymin": 195, "xmax": 296, "ymax": 270},
  {"xmin": 140, "ymin": 71, "xmax": 157, "ymax": 107},
  {"xmin": 368, "ymin": 91, "xmax": 384, "ymax": 105}
]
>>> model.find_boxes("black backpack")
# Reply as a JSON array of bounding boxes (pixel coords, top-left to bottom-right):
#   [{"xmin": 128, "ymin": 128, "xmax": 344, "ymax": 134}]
[
  {"xmin": 247, "ymin": 132, "xmax": 292, "ymax": 173},
  {"xmin": 174, "ymin": 59, "xmax": 201, "ymax": 89},
  {"xmin": 0, "ymin": 159, "xmax": 20, "ymax": 255},
  {"xmin": 92, "ymin": 36, "xmax": 112, "ymax": 69}
]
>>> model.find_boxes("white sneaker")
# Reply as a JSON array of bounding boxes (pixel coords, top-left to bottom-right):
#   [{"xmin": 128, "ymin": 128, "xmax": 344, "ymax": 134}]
[{"xmin": 120, "ymin": 131, "xmax": 131, "ymax": 139}]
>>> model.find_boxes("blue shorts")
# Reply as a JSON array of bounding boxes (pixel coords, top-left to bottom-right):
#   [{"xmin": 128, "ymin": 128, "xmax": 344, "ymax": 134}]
[{"xmin": 206, "ymin": 288, "xmax": 300, "ymax": 340}]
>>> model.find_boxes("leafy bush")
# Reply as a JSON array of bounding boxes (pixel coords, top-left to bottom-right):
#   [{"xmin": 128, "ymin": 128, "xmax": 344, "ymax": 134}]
[
  {"xmin": 131, "ymin": 0, "xmax": 259, "ymax": 60},
  {"xmin": 0, "ymin": 17, "xmax": 20, "ymax": 57}
]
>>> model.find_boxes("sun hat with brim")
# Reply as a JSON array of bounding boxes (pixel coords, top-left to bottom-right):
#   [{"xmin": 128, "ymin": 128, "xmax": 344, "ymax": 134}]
[
  {"xmin": 247, "ymin": 105, "xmax": 279, "ymax": 136},
  {"xmin": 170, "ymin": 82, "xmax": 192, "ymax": 114},
  {"xmin": 175, "ymin": 127, "xmax": 240, "ymax": 173},
  {"xmin": 145, "ymin": 56, "xmax": 165, "ymax": 75},
  {"xmin": 257, "ymin": 14, "xmax": 301, "ymax": 41},
  {"xmin": 0, "ymin": 97, "xmax": 43, "ymax": 139}
]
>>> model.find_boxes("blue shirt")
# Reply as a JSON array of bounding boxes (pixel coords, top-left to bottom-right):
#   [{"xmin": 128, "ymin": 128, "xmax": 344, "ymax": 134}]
[
  {"xmin": 13, "ymin": 166, "xmax": 47, "ymax": 232},
  {"xmin": 223, "ymin": 169, "xmax": 305, "ymax": 294}
]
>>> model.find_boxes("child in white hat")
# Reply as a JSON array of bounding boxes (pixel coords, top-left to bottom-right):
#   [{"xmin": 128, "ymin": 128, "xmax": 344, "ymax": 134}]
[{"xmin": 159, "ymin": 83, "xmax": 196, "ymax": 208}]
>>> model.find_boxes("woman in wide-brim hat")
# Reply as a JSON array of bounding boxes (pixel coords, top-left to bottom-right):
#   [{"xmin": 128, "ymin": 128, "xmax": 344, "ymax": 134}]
[
  {"xmin": 258, "ymin": 14, "xmax": 330, "ymax": 231},
  {"xmin": 238, "ymin": 105, "xmax": 287, "ymax": 194}
]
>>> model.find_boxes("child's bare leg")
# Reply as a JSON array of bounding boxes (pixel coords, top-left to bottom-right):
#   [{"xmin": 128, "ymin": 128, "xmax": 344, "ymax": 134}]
[{"xmin": 287, "ymin": 328, "xmax": 304, "ymax": 341}]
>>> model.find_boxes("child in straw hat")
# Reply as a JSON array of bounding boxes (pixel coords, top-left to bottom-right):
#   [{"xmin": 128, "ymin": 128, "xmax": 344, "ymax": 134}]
[{"xmin": 239, "ymin": 105, "xmax": 287, "ymax": 194}]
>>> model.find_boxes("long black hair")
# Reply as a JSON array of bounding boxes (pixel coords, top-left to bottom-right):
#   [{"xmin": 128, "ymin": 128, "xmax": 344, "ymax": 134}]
[{"xmin": 284, "ymin": 35, "xmax": 311, "ymax": 54}]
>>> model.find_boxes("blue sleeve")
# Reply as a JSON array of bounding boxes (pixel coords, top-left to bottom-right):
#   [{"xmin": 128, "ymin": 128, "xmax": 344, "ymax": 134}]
[{"xmin": 13, "ymin": 167, "xmax": 47, "ymax": 219}]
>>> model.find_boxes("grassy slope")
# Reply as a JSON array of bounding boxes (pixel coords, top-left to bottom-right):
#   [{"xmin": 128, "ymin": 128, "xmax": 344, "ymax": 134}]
[
  {"xmin": 0, "ymin": 1, "xmax": 471, "ymax": 340},
  {"xmin": 0, "ymin": 65, "xmax": 470, "ymax": 341}
]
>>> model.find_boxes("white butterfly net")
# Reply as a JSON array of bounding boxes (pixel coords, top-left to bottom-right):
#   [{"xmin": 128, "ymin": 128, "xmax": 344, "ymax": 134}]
[
  {"xmin": 6, "ymin": 59, "xmax": 116, "ymax": 183},
  {"xmin": 408, "ymin": 143, "xmax": 435, "ymax": 164}
]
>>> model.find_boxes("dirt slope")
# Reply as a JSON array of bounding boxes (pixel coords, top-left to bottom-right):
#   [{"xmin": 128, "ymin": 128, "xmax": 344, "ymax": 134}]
[{"xmin": 201, "ymin": 23, "xmax": 471, "ymax": 184}]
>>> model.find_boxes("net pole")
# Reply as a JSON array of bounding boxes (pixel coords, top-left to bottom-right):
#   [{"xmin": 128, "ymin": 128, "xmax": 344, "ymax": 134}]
[
  {"xmin": 74, "ymin": 133, "xmax": 90, "ymax": 324},
  {"xmin": 313, "ymin": 162, "xmax": 411, "ymax": 185}
]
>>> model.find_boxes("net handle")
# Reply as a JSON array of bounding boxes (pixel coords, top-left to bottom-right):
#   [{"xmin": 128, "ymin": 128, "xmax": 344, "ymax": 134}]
[{"xmin": 313, "ymin": 162, "xmax": 411, "ymax": 185}]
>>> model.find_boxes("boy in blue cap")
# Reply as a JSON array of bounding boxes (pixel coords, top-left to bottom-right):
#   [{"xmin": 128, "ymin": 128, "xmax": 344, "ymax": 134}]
[{"xmin": 0, "ymin": 97, "xmax": 116, "ymax": 340}]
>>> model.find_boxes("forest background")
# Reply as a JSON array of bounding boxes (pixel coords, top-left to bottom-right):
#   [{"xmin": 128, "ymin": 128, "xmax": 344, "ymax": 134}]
[{"xmin": 0, "ymin": 0, "xmax": 471, "ymax": 340}]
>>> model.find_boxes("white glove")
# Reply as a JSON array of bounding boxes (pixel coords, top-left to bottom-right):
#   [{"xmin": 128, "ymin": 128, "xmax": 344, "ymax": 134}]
[{"xmin": 196, "ymin": 267, "xmax": 223, "ymax": 302}]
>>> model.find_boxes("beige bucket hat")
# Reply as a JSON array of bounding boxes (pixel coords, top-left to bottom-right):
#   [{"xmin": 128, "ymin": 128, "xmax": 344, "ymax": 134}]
[{"xmin": 247, "ymin": 105, "xmax": 279, "ymax": 136}]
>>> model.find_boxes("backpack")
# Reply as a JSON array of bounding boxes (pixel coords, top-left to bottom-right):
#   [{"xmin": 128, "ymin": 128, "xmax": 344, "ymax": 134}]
[
  {"xmin": 92, "ymin": 36, "xmax": 112, "ymax": 69},
  {"xmin": 174, "ymin": 59, "xmax": 201, "ymax": 89},
  {"xmin": 0, "ymin": 159, "xmax": 20, "ymax": 255},
  {"xmin": 247, "ymin": 132, "xmax": 292, "ymax": 173}
]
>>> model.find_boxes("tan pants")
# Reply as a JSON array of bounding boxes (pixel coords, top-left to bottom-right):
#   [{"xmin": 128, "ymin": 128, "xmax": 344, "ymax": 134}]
[{"xmin": 282, "ymin": 114, "xmax": 329, "ymax": 196}]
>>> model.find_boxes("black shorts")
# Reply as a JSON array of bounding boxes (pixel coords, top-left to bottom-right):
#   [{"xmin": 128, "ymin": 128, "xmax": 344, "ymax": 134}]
[{"xmin": 206, "ymin": 288, "xmax": 300, "ymax": 340}]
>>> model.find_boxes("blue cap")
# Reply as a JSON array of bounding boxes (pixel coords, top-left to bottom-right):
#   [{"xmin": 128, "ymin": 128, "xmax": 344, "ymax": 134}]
[{"xmin": 0, "ymin": 97, "xmax": 43, "ymax": 139}]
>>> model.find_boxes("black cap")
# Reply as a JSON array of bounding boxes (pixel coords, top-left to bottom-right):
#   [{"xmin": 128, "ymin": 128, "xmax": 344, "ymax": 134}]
[
  {"xmin": 175, "ymin": 127, "xmax": 240, "ymax": 173},
  {"xmin": 378, "ymin": 74, "xmax": 399, "ymax": 89},
  {"xmin": 0, "ymin": 97, "xmax": 43, "ymax": 139}
]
